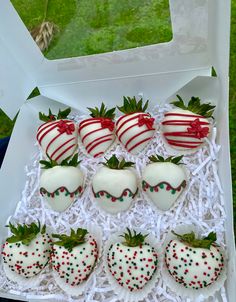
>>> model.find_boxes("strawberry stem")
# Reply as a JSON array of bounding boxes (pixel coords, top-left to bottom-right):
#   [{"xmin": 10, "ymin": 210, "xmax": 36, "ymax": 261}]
[
  {"xmin": 149, "ymin": 154, "xmax": 184, "ymax": 165},
  {"xmin": 102, "ymin": 155, "xmax": 134, "ymax": 170},
  {"xmin": 172, "ymin": 231, "xmax": 217, "ymax": 249},
  {"xmin": 120, "ymin": 228, "xmax": 148, "ymax": 247},
  {"xmin": 39, "ymin": 107, "xmax": 71, "ymax": 122},
  {"xmin": 87, "ymin": 103, "xmax": 116, "ymax": 119},
  {"xmin": 117, "ymin": 96, "xmax": 149, "ymax": 114}
]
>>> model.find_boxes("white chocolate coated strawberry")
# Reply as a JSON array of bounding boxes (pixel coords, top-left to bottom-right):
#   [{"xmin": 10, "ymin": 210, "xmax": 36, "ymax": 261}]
[
  {"xmin": 51, "ymin": 235, "xmax": 98, "ymax": 286},
  {"xmin": 162, "ymin": 109, "xmax": 211, "ymax": 151},
  {"xmin": 79, "ymin": 118, "xmax": 115, "ymax": 158},
  {"xmin": 92, "ymin": 166, "xmax": 138, "ymax": 214},
  {"xmin": 142, "ymin": 162, "xmax": 187, "ymax": 211},
  {"xmin": 107, "ymin": 242, "xmax": 158, "ymax": 291},
  {"xmin": 2, "ymin": 233, "xmax": 51, "ymax": 278},
  {"xmin": 37, "ymin": 119, "xmax": 78, "ymax": 163},
  {"xmin": 116, "ymin": 112, "xmax": 155, "ymax": 154},
  {"xmin": 165, "ymin": 239, "xmax": 224, "ymax": 290},
  {"xmin": 40, "ymin": 166, "xmax": 84, "ymax": 212}
]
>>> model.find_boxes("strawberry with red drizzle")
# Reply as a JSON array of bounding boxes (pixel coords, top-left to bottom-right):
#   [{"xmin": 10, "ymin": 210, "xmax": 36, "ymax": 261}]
[
  {"xmin": 2, "ymin": 221, "xmax": 52, "ymax": 279},
  {"xmin": 92, "ymin": 155, "xmax": 138, "ymax": 214},
  {"xmin": 165, "ymin": 231, "xmax": 225, "ymax": 290},
  {"xmin": 40, "ymin": 153, "xmax": 84, "ymax": 212},
  {"xmin": 107, "ymin": 229, "xmax": 158, "ymax": 292},
  {"xmin": 36, "ymin": 108, "xmax": 78, "ymax": 163},
  {"xmin": 116, "ymin": 97, "xmax": 156, "ymax": 154},
  {"xmin": 51, "ymin": 228, "xmax": 99, "ymax": 288},
  {"xmin": 79, "ymin": 103, "xmax": 116, "ymax": 157},
  {"xmin": 162, "ymin": 96, "xmax": 215, "ymax": 151}
]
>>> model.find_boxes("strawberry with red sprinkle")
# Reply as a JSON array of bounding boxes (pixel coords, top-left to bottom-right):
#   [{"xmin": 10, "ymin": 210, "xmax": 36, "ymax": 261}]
[
  {"xmin": 2, "ymin": 221, "xmax": 52, "ymax": 279},
  {"xmin": 164, "ymin": 231, "xmax": 225, "ymax": 290},
  {"xmin": 106, "ymin": 229, "xmax": 158, "ymax": 291},
  {"xmin": 51, "ymin": 228, "xmax": 99, "ymax": 288}
]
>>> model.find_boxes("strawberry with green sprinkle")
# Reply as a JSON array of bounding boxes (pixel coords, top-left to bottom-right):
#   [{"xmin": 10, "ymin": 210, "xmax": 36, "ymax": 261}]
[
  {"xmin": 107, "ymin": 229, "xmax": 158, "ymax": 292},
  {"xmin": 116, "ymin": 96, "xmax": 156, "ymax": 154},
  {"xmin": 39, "ymin": 153, "xmax": 84, "ymax": 212},
  {"xmin": 2, "ymin": 221, "xmax": 52, "ymax": 279},
  {"xmin": 37, "ymin": 107, "xmax": 78, "ymax": 163},
  {"xmin": 162, "ymin": 95, "xmax": 215, "ymax": 151},
  {"xmin": 92, "ymin": 155, "xmax": 138, "ymax": 214},
  {"xmin": 51, "ymin": 228, "xmax": 99, "ymax": 287},
  {"xmin": 78, "ymin": 103, "xmax": 116, "ymax": 158},
  {"xmin": 142, "ymin": 155, "xmax": 187, "ymax": 211},
  {"xmin": 165, "ymin": 231, "xmax": 225, "ymax": 290}
]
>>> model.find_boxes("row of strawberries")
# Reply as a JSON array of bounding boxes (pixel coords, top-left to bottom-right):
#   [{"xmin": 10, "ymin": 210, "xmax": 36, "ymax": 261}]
[
  {"xmin": 1, "ymin": 222, "xmax": 225, "ymax": 297},
  {"xmin": 37, "ymin": 95, "xmax": 215, "ymax": 163}
]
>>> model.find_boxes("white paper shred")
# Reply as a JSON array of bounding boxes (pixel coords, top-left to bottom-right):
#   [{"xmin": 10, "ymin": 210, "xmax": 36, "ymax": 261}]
[{"xmin": 0, "ymin": 105, "xmax": 227, "ymax": 301}]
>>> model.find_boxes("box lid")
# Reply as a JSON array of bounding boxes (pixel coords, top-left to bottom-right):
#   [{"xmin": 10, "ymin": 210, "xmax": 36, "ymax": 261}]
[{"xmin": 0, "ymin": 0, "xmax": 231, "ymax": 118}]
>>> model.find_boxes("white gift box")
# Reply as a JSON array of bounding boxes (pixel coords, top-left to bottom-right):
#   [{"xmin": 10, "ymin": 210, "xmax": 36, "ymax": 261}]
[{"xmin": 0, "ymin": 0, "xmax": 235, "ymax": 301}]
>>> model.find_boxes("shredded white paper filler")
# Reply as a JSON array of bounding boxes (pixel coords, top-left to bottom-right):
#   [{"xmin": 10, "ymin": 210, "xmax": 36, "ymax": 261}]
[{"xmin": 0, "ymin": 105, "xmax": 227, "ymax": 301}]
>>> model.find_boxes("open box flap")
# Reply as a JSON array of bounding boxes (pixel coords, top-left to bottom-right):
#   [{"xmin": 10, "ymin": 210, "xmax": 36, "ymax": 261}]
[{"xmin": 0, "ymin": 0, "xmax": 230, "ymax": 116}]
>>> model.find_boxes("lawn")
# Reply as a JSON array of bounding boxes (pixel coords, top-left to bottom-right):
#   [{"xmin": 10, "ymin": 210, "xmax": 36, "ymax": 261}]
[{"xmin": 1, "ymin": 1, "xmax": 235, "ymax": 224}]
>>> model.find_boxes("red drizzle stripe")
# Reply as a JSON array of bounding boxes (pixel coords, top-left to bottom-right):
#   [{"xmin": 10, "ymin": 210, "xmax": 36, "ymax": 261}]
[
  {"xmin": 116, "ymin": 113, "xmax": 149, "ymax": 134},
  {"xmin": 79, "ymin": 120, "xmax": 101, "ymax": 133},
  {"xmin": 167, "ymin": 139, "xmax": 200, "ymax": 145},
  {"xmin": 81, "ymin": 127, "xmax": 104, "ymax": 143},
  {"xmin": 79, "ymin": 118, "xmax": 102, "ymax": 127},
  {"xmin": 55, "ymin": 143, "xmax": 76, "ymax": 161},
  {"xmin": 168, "ymin": 141, "xmax": 202, "ymax": 149},
  {"xmin": 50, "ymin": 137, "xmax": 76, "ymax": 159},
  {"xmin": 37, "ymin": 120, "xmax": 59, "ymax": 140},
  {"xmin": 94, "ymin": 152, "xmax": 104, "ymax": 158},
  {"xmin": 116, "ymin": 112, "xmax": 142, "ymax": 127},
  {"xmin": 125, "ymin": 128, "xmax": 155, "ymax": 149},
  {"xmin": 163, "ymin": 132, "xmax": 200, "ymax": 138},
  {"xmin": 87, "ymin": 138, "xmax": 113, "ymax": 154},
  {"xmin": 128, "ymin": 136, "xmax": 152, "ymax": 152},
  {"xmin": 162, "ymin": 120, "xmax": 209, "ymax": 126},
  {"xmin": 85, "ymin": 133, "xmax": 113, "ymax": 150},
  {"xmin": 38, "ymin": 124, "xmax": 59, "ymax": 145},
  {"xmin": 118, "ymin": 122, "xmax": 140, "ymax": 141},
  {"xmin": 46, "ymin": 131, "xmax": 64, "ymax": 154},
  {"xmin": 164, "ymin": 113, "xmax": 204, "ymax": 118}
]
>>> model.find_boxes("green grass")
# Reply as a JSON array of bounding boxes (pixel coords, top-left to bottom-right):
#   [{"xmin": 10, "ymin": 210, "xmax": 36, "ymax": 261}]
[{"xmin": 2, "ymin": 1, "xmax": 236, "ymax": 226}]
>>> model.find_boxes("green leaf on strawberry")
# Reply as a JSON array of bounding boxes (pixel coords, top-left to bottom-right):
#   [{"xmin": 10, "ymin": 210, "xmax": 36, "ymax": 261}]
[
  {"xmin": 6, "ymin": 221, "xmax": 46, "ymax": 246},
  {"xmin": 40, "ymin": 153, "xmax": 81, "ymax": 169},
  {"xmin": 39, "ymin": 107, "xmax": 71, "ymax": 122},
  {"xmin": 171, "ymin": 95, "xmax": 215, "ymax": 118},
  {"xmin": 120, "ymin": 228, "xmax": 148, "ymax": 247},
  {"xmin": 149, "ymin": 154, "xmax": 184, "ymax": 165},
  {"xmin": 172, "ymin": 230, "xmax": 217, "ymax": 249},
  {"xmin": 117, "ymin": 96, "xmax": 149, "ymax": 114},
  {"xmin": 102, "ymin": 155, "xmax": 134, "ymax": 170},
  {"xmin": 52, "ymin": 228, "xmax": 88, "ymax": 252},
  {"xmin": 87, "ymin": 102, "xmax": 116, "ymax": 119}
]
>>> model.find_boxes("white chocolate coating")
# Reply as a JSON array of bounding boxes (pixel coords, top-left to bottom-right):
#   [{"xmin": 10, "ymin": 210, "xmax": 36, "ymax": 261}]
[
  {"xmin": 165, "ymin": 239, "xmax": 224, "ymax": 290},
  {"xmin": 79, "ymin": 118, "xmax": 115, "ymax": 157},
  {"xmin": 162, "ymin": 109, "xmax": 211, "ymax": 151},
  {"xmin": 107, "ymin": 242, "xmax": 158, "ymax": 291},
  {"xmin": 52, "ymin": 235, "xmax": 98, "ymax": 286},
  {"xmin": 40, "ymin": 166, "xmax": 84, "ymax": 212},
  {"xmin": 2, "ymin": 233, "xmax": 51, "ymax": 278},
  {"xmin": 92, "ymin": 166, "xmax": 138, "ymax": 214},
  {"xmin": 37, "ymin": 120, "xmax": 78, "ymax": 163},
  {"xmin": 142, "ymin": 162, "xmax": 187, "ymax": 211},
  {"xmin": 116, "ymin": 112, "xmax": 155, "ymax": 154}
]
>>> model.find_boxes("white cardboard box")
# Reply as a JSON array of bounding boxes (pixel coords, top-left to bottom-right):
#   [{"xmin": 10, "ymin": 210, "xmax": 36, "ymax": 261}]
[{"xmin": 0, "ymin": 0, "xmax": 235, "ymax": 301}]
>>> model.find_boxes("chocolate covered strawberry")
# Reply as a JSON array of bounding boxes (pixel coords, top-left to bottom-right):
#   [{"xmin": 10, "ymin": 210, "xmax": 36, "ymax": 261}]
[
  {"xmin": 165, "ymin": 231, "xmax": 225, "ymax": 290},
  {"xmin": 37, "ymin": 108, "xmax": 78, "ymax": 163},
  {"xmin": 106, "ymin": 229, "xmax": 158, "ymax": 292},
  {"xmin": 40, "ymin": 154, "xmax": 84, "ymax": 212},
  {"xmin": 79, "ymin": 103, "xmax": 116, "ymax": 157},
  {"xmin": 2, "ymin": 221, "xmax": 51, "ymax": 279},
  {"xmin": 51, "ymin": 228, "xmax": 99, "ymax": 288},
  {"xmin": 162, "ymin": 96, "xmax": 215, "ymax": 151},
  {"xmin": 116, "ymin": 97, "xmax": 156, "ymax": 154},
  {"xmin": 142, "ymin": 155, "xmax": 187, "ymax": 211},
  {"xmin": 92, "ymin": 155, "xmax": 138, "ymax": 214}
]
